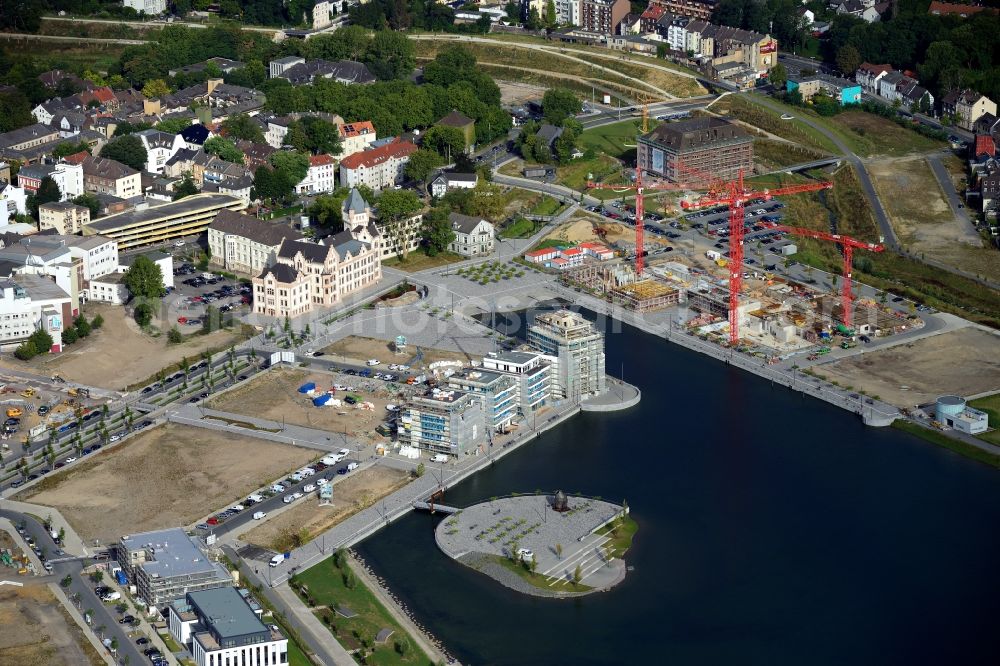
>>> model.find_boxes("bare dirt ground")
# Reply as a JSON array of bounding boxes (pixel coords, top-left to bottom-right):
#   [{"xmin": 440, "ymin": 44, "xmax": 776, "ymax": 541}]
[
  {"xmin": 322, "ymin": 334, "xmax": 478, "ymax": 368},
  {"xmin": 497, "ymin": 80, "xmax": 546, "ymax": 106},
  {"xmin": 868, "ymin": 157, "xmax": 999, "ymax": 281},
  {"xmin": 242, "ymin": 466, "xmax": 410, "ymax": 552},
  {"xmin": 544, "ymin": 216, "xmax": 666, "ymax": 247},
  {"xmin": 0, "ymin": 585, "xmax": 103, "ymax": 666},
  {"xmin": 0, "ymin": 304, "xmax": 244, "ymax": 391},
  {"xmin": 20, "ymin": 423, "xmax": 316, "ymax": 545},
  {"xmin": 814, "ymin": 327, "xmax": 1000, "ymax": 408},
  {"xmin": 208, "ymin": 368, "xmax": 396, "ymax": 442}
]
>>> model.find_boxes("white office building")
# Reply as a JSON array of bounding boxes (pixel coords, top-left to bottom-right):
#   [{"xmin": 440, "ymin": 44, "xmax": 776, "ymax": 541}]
[{"xmin": 122, "ymin": 0, "xmax": 166, "ymax": 15}]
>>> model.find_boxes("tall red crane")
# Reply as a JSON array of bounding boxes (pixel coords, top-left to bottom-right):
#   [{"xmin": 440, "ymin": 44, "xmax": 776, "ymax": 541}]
[
  {"xmin": 681, "ymin": 172, "xmax": 833, "ymax": 345},
  {"xmin": 587, "ymin": 166, "xmax": 700, "ymax": 276},
  {"xmin": 760, "ymin": 223, "xmax": 884, "ymax": 328}
]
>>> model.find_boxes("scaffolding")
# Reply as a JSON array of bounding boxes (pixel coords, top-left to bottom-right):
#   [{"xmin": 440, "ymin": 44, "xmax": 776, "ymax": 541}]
[{"xmin": 610, "ymin": 279, "xmax": 680, "ymax": 313}]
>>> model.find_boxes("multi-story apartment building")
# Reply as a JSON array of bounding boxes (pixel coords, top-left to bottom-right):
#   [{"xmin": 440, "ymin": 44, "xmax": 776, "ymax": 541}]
[
  {"xmin": 208, "ymin": 209, "xmax": 302, "ymax": 276},
  {"xmin": 942, "ymin": 89, "xmax": 998, "ymax": 132},
  {"xmin": 398, "ymin": 389, "xmax": 486, "ymax": 457},
  {"xmin": 119, "ymin": 528, "xmax": 233, "ymax": 607},
  {"xmin": 580, "ymin": 0, "xmax": 630, "ymax": 34},
  {"xmin": 648, "ymin": 0, "xmax": 716, "ymax": 20},
  {"xmin": 75, "ymin": 155, "xmax": 141, "ymax": 200},
  {"xmin": 637, "ymin": 117, "xmax": 752, "ymax": 182},
  {"xmin": 342, "ymin": 188, "xmax": 421, "ymax": 261},
  {"xmin": 448, "ymin": 370, "xmax": 518, "ymax": 431},
  {"xmin": 555, "ymin": 0, "xmax": 582, "ymax": 25},
  {"xmin": 136, "ymin": 129, "xmax": 186, "ymax": 174},
  {"xmin": 16, "ymin": 161, "xmax": 83, "ymax": 201},
  {"xmin": 169, "ymin": 587, "xmax": 288, "ymax": 666},
  {"xmin": 527, "ymin": 309, "xmax": 606, "ymax": 400},
  {"xmin": 338, "ymin": 121, "xmax": 377, "ymax": 158},
  {"xmin": 482, "ymin": 350, "xmax": 552, "ymax": 415},
  {"xmin": 339, "ymin": 139, "xmax": 417, "ymax": 190},
  {"xmin": 295, "ymin": 154, "xmax": 336, "ymax": 195},
  {"xmin": 38, "ymin": 201, "xmax": 90, "ymax": 234}
]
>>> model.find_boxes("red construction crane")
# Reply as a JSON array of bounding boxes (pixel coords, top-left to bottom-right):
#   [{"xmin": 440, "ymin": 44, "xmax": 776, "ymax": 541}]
[
  {"xmin": 682, "ymin": 172, "xmax": 833, "ymax": 345},
  {"xmin": 760, "ymin": 223, "xmax": 884, "ymax": 328},
  {"xmin": 587, "ymin": 166, "xmax": 700, "ymax": 276}
]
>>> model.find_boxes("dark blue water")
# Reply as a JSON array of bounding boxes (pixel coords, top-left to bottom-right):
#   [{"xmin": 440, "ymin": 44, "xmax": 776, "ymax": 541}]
[{"xmin": 357, "ymin": 314, "xmax": 1000, "ymax": 666}]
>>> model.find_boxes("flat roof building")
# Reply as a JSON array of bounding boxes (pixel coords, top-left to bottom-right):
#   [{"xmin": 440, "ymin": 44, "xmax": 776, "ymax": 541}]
[
  {"xmin": 83, "ymin": 193, "xmax": 245, "ymax": 249},
  {"xmin": 448, "ymin": 369, "xmax": 518, "ymax": 431},
  {"xmin": 481, "ymin": 350, "xmax": 553, "ymax": 416},
  {"xmin": 527, "ymin": 310, "xmax": 606, "ymax": 400},
  {"xmin": 169, "ymin": 586, "xmax": 288, "ymax": 666},
  {"xmin": 399, "ymin": 389, "xmax": 486, "ymax": 457},
  {"xmin": 118, "ymin": 527, "xmax": 233, "ymax": 607}
]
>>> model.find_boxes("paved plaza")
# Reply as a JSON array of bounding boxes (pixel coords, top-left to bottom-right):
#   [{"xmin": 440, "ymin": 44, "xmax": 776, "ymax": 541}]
[{"xmin": 435, "ymin": 494, "xmax": 626, "ymax": 595}]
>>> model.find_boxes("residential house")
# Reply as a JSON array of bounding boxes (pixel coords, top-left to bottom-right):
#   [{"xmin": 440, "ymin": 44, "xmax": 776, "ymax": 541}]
[
  {"xmin": 787, "ymin": 74, "xmax": 861, "ymax": 105},
  {"xmin": 943, "ymin": 90, "xmax": 998, "ymax": 132},
  {"xmin": 38, "ymin": 202, "xmax": 90, "ymax": 234},
  {"xmin": 0, "ymin": 182, "xmax": 27, "ymax": 226},
  {"xmin": 555, "ymin": 0, "xmax": 582, "ymax": 25},
  {"xmin": 435, "ymin": 110, "xmax": 476, "ymax": 153},
  {"xmin": 338, "ymin": 121, "xmax": 377, "ymax": 159},
  {"xmin": 264, "ymin": 113, "xmax": 344, "ymax": 149},
  {"xmin": 430, "ymin": 171, "xmax": 478, "ymax": 198},
  {"xmin": 37, "ymin": 70, "xmax": 86, "ymax": 91},
  {"xmin": 208, "ymin": 209, "xmax": 302, "ymax": 275},
  {"xmin": 448, "ymin": 213, "xmax": 495, "ymax": 257},
  {"xmin": 135, "ymin": 129, "xmax": 186, "ymax": 174},
  {"xmin": 347, "ymin": 188, "xmax": 422, "ymax": 260},
  {"xmin": 235, "ymin": 140, "xmax": 278, "ymax": 170},
  {"xmin": 618, "ymin": 12, "xmax": 642, "ymax": 34},
  {"xmin": 832, "ymin": 0, "xmax": 884, "ymax": 22},
  {"xmin": 536, "ymin": 124, "xmax": 564, "ymax": 149},
  {"xmin": 180, "ymin": 124, "xmax": 213, "ymax": 151},
  {"xmin": 0, "ymin": 124, "xmax": 62, "ymax": 164},
  {"xmin": 78, "ymin": 156, "xmax": 141, "ymax": 199},
  {"xmin": 313, "ymin": 0, "xmax": 334, "ymax": 29},
  {"xmin": 274, "ymin": 60, "xmax": 375, "ymax": 86},
  {"xmin": 928, "ymin": 1, "xmax": 995, "ymax": 17},
  {"xmin": 855, "ymin": 63, "xmax": 894, "ymax": 94},
  {"xmin": 0, "ymin": 273, "xmax": 73, "ymax": 352},
  {"xmin": 876, "ymin": 72, "xmax": 934, "ymax": 111},
  {"xmin": 339, "ymin": 138, "xmax": 418, "ymax": 190},
  {"xmin": 118, "ymin": 528, "xmax": 233, "ymax": 607}
]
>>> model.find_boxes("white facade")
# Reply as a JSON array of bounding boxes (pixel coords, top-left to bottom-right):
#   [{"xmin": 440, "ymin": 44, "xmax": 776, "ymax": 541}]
[
  {"xmin": 0, "ymin": 274, "xmax": 70, "ymax": 352},
  {"xmin": 87, "ymin": 274, "xmax": 127, "ymax": 304},
  {"xmin": 265, "ymin": 120, "xmax": 290, "ymax": 149},
  {"xmin": 71, "ymin": 237, "xmax": 119, "ymax": 282},
  {"xmin": 338, "ymin": 141, "xmax": 417, "ymax": 191},
  {"xmin": 122, "ymin": 0, "xmax": 167, "ymax": 14},
  {"xmin": 555, "ymin": 0, "xmax": 582, "ymax": 24},
  {"xmin": 312, "ymin": 0, "xmax": 333, "ymax": 29},
  {"xmin": 136, "ymin": 130, "xmax": 186, "ymax": 175},
  {"xmin": 0, "ymin": 184, "xmax": 27, "ymax": 226},
  {"xmin": 269, "ymin": 57, "xmax": 305, "ymax": 80},
  {"xmin": 295, "ymin": 156, "xmax": 336, "ymax": 195},
  {"xmin": 38, "ymin": 202, "xmax": 90, "ymax": 234},
  {"xmin": 338, "ymin": 122, "xmax": 377, "ymax": 159}
]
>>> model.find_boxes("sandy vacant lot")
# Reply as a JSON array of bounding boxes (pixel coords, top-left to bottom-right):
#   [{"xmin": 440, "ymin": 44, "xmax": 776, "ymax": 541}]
[
  {"xmin": 544, "ymin": 216, "xmax": 667, "ymax": 248},
  {"xmin": 0, "ymin": 585, "xmax": 103, "ymax": 666},
  {"xmin": 322, "ymin": 334, "xmax": 477, "ymax": 368},
  {"xmin": 209, "ymin": 369, "xmax": 395, "ymax": 442},
  {"xmin": 815, "ymin": 327, "xmax": 1000, "ymax": 408},
  {"xmin": 21, "ymin": 423, "xmax": 316, "ymax": 545},
  {"xmin": 243, "ymin": 466, "xmax": 409, "ymax": 552},
  {"xmin": 0, "ymin": 304, "xmax": 244, "ymax": 391}
]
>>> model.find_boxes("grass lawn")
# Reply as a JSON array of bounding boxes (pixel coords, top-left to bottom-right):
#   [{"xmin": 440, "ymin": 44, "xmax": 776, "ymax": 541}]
[
  {"xmin": 485, "ymin": 554, "xmax": 593, "ymax": 592},
  {"xmin": 579, "ymin": 118, "xmax": 654, "ymax": 161},
  {"xmin": 968, "ymin": 394, "xmax": 1000, "ymax": 447},
  {"xmin": 718, "ymin": 95, "xmax": 839, "ymax": 153},
  {"xmin": 827, "ymin": 110, "xmax": 946, "ymax": 157},
  {"xmin": 531, "ymin": 196, "xmax": 562, "ymax": 216},
  {"xmin": 594, "ymin": 514, "xmax": 638, "ymax": 559},
  {"xmin": 500, "ymin": 217, "xmax": 541, "ymax": 239},
  {"xmin": 753, "ymin": 138, "xmax": 829, "ymax": 170},
  {"xmin": 383, "ymin": 250, "xmax": 463, "ymax": 272},
  {"xmin": 294, "ymin": 557, "xmax": 431, "ymax": 665},
  {"xmin": 557, "ymin": 153, "xmax": 622, "ymax": 191},
  {"xmin": 892, "ymin": 421, "xmax": 1000, "ymax": 468},
  {"xmin": 158, "ymin": 632, "xmax": 183, "ymax": 653}
]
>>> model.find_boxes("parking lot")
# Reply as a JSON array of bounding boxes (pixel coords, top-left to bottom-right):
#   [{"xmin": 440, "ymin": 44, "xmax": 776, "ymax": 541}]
[{"xmin": 167, "ymin": 262, "xmax": 253, "ymax": 328}]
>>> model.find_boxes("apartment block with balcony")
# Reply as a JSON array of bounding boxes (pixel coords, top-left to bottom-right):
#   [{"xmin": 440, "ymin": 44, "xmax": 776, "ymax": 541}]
[
  {"xmin": 398, "ymin": 389, "xmax": 486, "ymax": 457},
  {"xmin": 118, "ymin": 528, "xmax": 234, "ymax": 607},
  {"xmin": 527, "ymin": 309, "xmax": 606, "ymax": 400},
  {"xmin": 482, "ymin": 350, "xmax": 553, "ymax": 415},
  {"xmin": 447, "ymin": 369, "xmax": 518, "ymax": 431}
]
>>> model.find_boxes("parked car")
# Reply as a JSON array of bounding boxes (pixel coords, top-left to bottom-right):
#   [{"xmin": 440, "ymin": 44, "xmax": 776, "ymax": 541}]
[{"xmin": 253, "ymin": 511, "xmax": 266, "ymax": 520}]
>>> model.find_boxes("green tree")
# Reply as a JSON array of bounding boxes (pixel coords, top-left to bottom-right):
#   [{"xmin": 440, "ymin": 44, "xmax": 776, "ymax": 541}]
[
  {"xmin": 28, "ymin": 176, "xmax": 62, "ymax": 218},
  {"xmin": 72, "ymin": 193, "xmax": 100, "ymax": 218},
  {"xmin": 168, "ymin": 326, "xmax": 183, "ymax": 343},
  {"xmin": 204, "ymin": 136, "xmax": 244, "ymax": 163},
  {"xmin": 122, "ymin": 255, "xmax": 164, "ymax": 300},
  {"xmin": 835, "ymin": 45, "xmax": 862, "ymax": 79},
  {"xmin": 173, "ymin": 175, "xmax": 199, "ymax": 201},
  {"xmin": 222, "ymin": 113, "xmax": 265, "ymax": 142},
  {"xmin": 155, "ymin": 117, "xmax": 192, "ymax": 134},
  {"xmin": 141, "ymin": 78, "xmax": 171, "ymax": 99},
  {"xmin": 422, "ymin": 125, "xmax": 466, "ymax": 160},
  {"xmin": 421, "ymin": 208, "xmax": 456, "ymax": 256},
  {"xmin": 365, "ymin": 31, "xmax": 415, "ymax": 80},
  {"xmin": 309, "ymin": 192, "xmax": 348, "ymax": 231},
  {"xmin": 404, "ymin": 149, "xmax": 445, "ymax": 194},
  {"xmin": 0, "ymin": 91, "xmax": 34, "ymax": 133},
  {"xmin": 53, "ymin": 141, "xmax": 90, "ymax": 159},
  {"xmin": 133, "ymin": 303, "xmax": 153, "ymax": 327},
  {"xmin": 542, "ymin": 88, "xmax": 581, "ymax": 125},
  {"xmin": 768, "ymin": 62, "xmax": 788, "ymax": 89},
  {"xmin": 545, "ymin": 0, "xmax": 556, "ymax": 26},
  {"xmin": 270, "ymin": 150, "xmax": 310, "ymax": 185},
  {"xmin": 100, "ymin": 135, "xmax": 147, "ymax": 172}
]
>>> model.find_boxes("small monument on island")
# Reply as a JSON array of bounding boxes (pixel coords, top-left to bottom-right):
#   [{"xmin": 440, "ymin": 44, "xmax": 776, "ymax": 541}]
[{"xmin": 551, "ymin": 490, "xmax": 570, "ymax": 513}]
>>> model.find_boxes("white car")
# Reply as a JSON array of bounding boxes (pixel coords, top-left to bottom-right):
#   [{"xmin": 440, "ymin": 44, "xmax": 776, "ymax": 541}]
[
  {"xmin": 174, "ymin": 240, "xmax": 186, "ymax": 247},
  {"xmin": 109, "ymin": 434, "xmax": 121, "ymax": 443},
  {"xmin": 366, "ymin": 359, "xmax": 380, "ymax": 366},
  {"xmin": 230, "ymin": 504, "xmax": 244, "ymax": 512},
  {"xmin": 271, "ymin": 483, "xmax": 285, "ymax": 493},
  {"xmin": 388, "ymin": 364, "xmax": 399, "ymax": 371},
  {"xmin": 292, "ymin": 491, "xmax": 303, "ymax": 500},
  {"xmin": 283, "ymin": 494, "xmax": 295, "ymax": 504},
  {"xmin": 334, "ymin": 384, "xmax": 348, "ymax": 391},
  {"xmin": 253, "ymin": 511, "xmax": 266, "ymax": 520},
  {"xmin": 386, "ymin": 404, "xmax": 399, "ymax": 412},
  {"xmin": 303, "ymin": 484, "xmax": 316, "ymax": 493},
  {"xmin": 64, "ymin": 457, "xmax": 77, "ymax": 464},
  {"xmin": 317, "ymin": 477, "xmax": 330, "ymax": 486},
  {"xmin": 346, "ymin": 462, "xmax": 359, "ymax": 472},
  {"xmin": 338, "ymin": 448, "xmax": 350, "ymax": 457}
]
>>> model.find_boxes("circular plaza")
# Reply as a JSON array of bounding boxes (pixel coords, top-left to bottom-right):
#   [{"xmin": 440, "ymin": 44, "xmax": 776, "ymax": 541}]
[{"xmin": 434, "ymin": 493, "xmax": 633, "ymax": 598}]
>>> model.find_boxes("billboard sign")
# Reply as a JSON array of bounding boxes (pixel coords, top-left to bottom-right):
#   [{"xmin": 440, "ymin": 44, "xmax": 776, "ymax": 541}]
[
  {"xmin": 47, "ymin": 315, "xmax": 62, "ymax": 332},
  {"xmin": 651, "ymin": 148, "xmax": 664, "ymax": 174}
]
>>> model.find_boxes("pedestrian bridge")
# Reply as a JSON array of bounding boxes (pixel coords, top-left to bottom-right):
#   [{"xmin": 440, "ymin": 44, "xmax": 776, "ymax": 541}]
[{"xmin": 412, "ymin": 501, "xmax": 460, "ymax": 515}]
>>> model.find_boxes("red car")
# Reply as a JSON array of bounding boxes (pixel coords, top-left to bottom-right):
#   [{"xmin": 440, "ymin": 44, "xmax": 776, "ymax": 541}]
[{"xmin": 206, "ymin": 517, "xmax": 219, "ymax": 526}]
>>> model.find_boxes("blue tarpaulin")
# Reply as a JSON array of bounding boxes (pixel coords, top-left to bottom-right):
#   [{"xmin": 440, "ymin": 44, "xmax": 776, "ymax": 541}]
[
  {"xmin": 312, "ymin": 394, "xmax": 331, "ymax": 406},
  {"xmin": 298, "ymin": 382, "xmax": 316, "ymax": 393}
]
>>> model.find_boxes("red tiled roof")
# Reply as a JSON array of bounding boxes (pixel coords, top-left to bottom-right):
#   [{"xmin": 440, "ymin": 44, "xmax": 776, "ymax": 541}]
[
  {"xmin": 858, "ymin": 62, "xmax": 893, "ymax": 76},
  {"xmin": 310, "ymin": 154, "xmax": 335, "ymax": 167},
  {"xmin": 561, "ymin": 247, "xmax": 584, "ymax": 257},
  {"xmin": 928, "ymin": 1, "xmax": 994, "ymax": 15},
  {"xmin": 340, "ymin": 121, "xmax": 375, "ymax": 138},
  {"xmin": 339, "ymin": 139, "xmax": 417, "ymax": 170},
  {"xmin": 525, "ymin": 248, "xmax": 558, "ymax": 258},
  {"xmin": 62, "ymin": 151, "xmax": 89, "ymax": 165},
  {"xmin": 641, "ymin": 5, "xmax": 666, "ymax": 20},
  {"xmin": 975, "ymin": 134, "xmax": 996, "ymax": 158}
]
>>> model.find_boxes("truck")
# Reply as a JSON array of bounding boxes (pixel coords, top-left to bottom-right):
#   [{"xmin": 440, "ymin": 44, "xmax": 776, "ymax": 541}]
[
  {"xmin": 431, "ymin": 454, "xmax": 449, "ymax": 464},
  {"xmin": 705, "ymin": 250, "xmax": 721, "ymax": 261},
  {"xmin": 841, "ymin": 341, "xmax": 857, "ymax": 349},
  {"xmin": 835, "ymin": 324, "xmax": 856, "ymax": 337}
]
